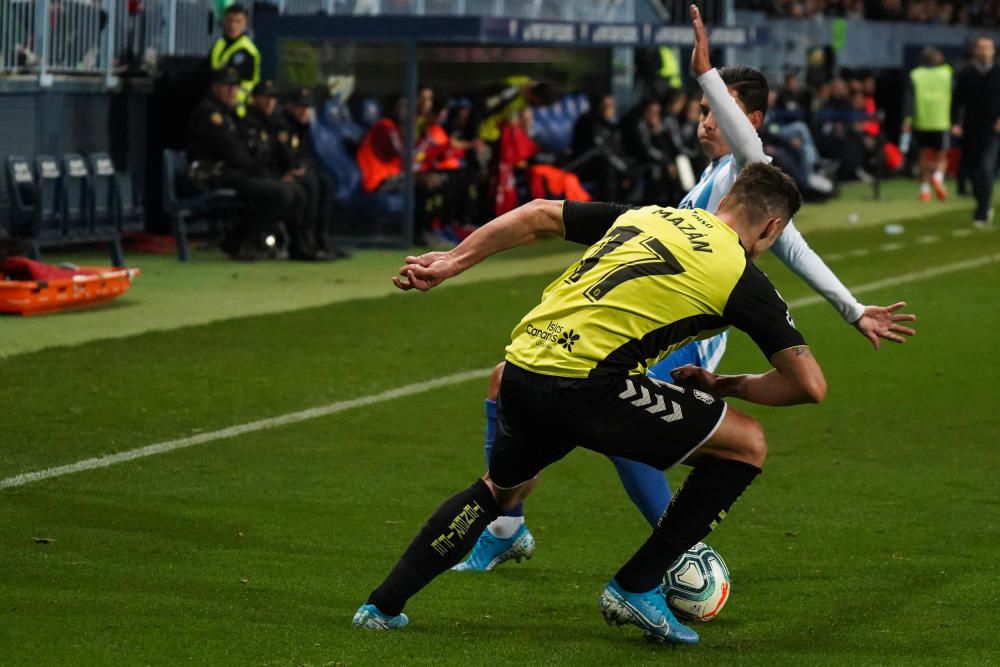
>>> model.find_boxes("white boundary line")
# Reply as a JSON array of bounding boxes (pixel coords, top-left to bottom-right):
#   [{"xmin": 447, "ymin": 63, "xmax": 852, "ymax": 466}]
[
  {"xmin": 3, "ymin": 252, "xmax": 1000, "ymax": 491},
  {"xmin": 0, "ymin": 369, "xmax": 491, "ymax": 490}
]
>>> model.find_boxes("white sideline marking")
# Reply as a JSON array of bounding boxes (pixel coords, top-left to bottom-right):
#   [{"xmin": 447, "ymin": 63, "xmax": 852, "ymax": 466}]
[
  {"xmin": 0, "ymin": 369, "xmax": 491, "ymax": 490},
  {"xmin": 3, "ymin": 252, "xmax": 1000, "ymax": 492},
  {"xmin": 783, "ymin": 253, "xmax": 1000, "ymax": 309}
]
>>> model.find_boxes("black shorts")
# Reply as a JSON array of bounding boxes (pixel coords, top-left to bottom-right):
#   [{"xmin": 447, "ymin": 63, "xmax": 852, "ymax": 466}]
[
  {"xmin": 914, "ymin": 130, "xmax": 949, "ymax": 151},
  {"xmin": 489, "ymin": 364, "xmax": 729, "ymax": 489}
]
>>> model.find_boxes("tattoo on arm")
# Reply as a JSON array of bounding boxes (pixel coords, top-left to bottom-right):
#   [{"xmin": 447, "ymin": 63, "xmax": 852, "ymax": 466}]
[
  {"xmin": 729, "ymin": 376, "xmax": 750, "ymax": 399},
  {"xmin": 793, "ymin": 346, "xmax": 813, "ymax": 359}
]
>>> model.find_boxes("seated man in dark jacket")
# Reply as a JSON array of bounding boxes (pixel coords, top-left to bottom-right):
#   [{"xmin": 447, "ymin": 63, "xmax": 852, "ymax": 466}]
[
  {"xmin": 277, "ymin": 87, "xmax": 349, "ymax": 258},
  {"xmin": 187, "ymin": 68, "xmax": 319, "ymax": 260},
  {"xmin": 570, "ymin": 93, "xmax": 631, "ymax": 201}
]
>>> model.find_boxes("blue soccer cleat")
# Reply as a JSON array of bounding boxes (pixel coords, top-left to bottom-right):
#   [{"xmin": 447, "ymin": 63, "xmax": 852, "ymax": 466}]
[
  {"xmin": 452, "ymin": 524, "xmax": 536, "ymax": 572},
  {"xmin": 598, "ymin": 579, "xmax": 700, "ymax": 645},
  {"xmin": 352, "ymin": 604, "xmax": 409, "ymax": 631}
]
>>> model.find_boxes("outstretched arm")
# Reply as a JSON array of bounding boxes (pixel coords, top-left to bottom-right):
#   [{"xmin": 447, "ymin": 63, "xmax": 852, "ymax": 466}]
[
  {"xmin": 392, "ymin": 199, "xmax": 565, "ymax": 292},
  {"xmin": 672, "ymin": 345, "xmax": 827, "ymax": 406},
  {"xmin": 690, "ymin": 4, "xmax": 767, "ymax": 168},
  {"xmin": 770, "ymin": 221, "xmax": 917, "ymax": 348}
]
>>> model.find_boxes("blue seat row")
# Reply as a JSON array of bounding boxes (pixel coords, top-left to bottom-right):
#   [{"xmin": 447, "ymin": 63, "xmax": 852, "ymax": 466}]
[
  {"xmin": 312, "ymin": 99, "xmax": 403, "ymax": 239},
  {"xmin": 533, "ymin": 93, "xmax": 590, "ymax": 153},
  {"xmin": 4, "ymin": 153, "xmax": 142, "ymax": 267}
]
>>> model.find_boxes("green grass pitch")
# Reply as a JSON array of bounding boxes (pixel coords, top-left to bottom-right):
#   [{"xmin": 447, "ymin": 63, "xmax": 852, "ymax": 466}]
[{"xmin": 1, "ymin": 187, "xmax": 999, "ymax": 665}]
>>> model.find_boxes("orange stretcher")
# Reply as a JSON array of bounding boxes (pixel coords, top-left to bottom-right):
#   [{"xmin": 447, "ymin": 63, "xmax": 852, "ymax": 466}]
[{"xmin": 0, "ymin": 259, "xmax": 140, "ymax": 316}]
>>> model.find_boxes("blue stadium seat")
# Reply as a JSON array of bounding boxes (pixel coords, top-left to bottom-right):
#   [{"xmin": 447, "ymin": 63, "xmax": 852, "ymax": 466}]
[
  {"xmin": 86, "ymin": 153, "xmax": 116, "ymax": 234},
  {"xmin": 115, "ymin": 170, "xmax": 144, "ymax": 233},
  {"xmin": 357, "ymin": 98, "xmax": 382, "ymax": 128},
  {"xmin": 310, "ymin": 120, "xmax": 403, "ymax": 237},
  {"xmin": 4, "ymin": 156, "xmax": 37, "ymax": 238},
  {"xmin": 161, "ymin": 149, "xmax": 242, "ymax": 262},
  {"xmin": 87, "ymin": 153, "xmax": 144, "ymax": 233},
  {"xmin": 323, "ymin": 99, "xmax": 365, "ymax": 146},
  {"xmin": 61, "ymin": 154, "xmax": 90, "ymax": 239},
  {"xmin": 3, "ymin": 155, "xmax": 125, "ymax": 265},
  {"xmin": 34, "ymin": 155, "xmax": 65, "ymax": 241}
]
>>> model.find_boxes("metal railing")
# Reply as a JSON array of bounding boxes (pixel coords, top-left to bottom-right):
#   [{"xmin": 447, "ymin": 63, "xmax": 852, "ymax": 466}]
[
  {"xmin": 1, "ymin": 0, "xmax": 223, "ymax": 80},
  {"xmin": 276, "ymin": 0, "xmax": 637, "ymax": 22},
  {"xmin": 1, "ymin": 0, "xmax": 641, "ymax": 82}
]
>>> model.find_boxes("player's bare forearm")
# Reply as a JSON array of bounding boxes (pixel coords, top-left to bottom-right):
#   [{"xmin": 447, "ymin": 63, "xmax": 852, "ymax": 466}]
[
  {"xmin": 673, "ymin": 346, "xmax": 826, "ymax": 406},
  {"xmin": 393, "ymin": 199, "xmax": 565, "ymax": 291},
  {"xmin": 447, "ymin": 199, "xmax": 565, "ymax": 273}
]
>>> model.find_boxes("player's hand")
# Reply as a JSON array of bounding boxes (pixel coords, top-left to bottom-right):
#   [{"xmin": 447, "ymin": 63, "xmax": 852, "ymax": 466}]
[
  {"xmin": 690, "ymin": 4, "xmax": 712, "ymax": 77},
  {"xmin": 670, "ymin": 364, "xmax": 719, "ymax": 395},
  {"xmin": 951, "ymin": 124, "xmax": 963, "ymax": 138},
  {"xmin": 852, "ymin": 301, "xmax": 916, "ymax": 349},
  {"xmin": 392, "ymin": 252, "xmax": 457, "ymax": 292}
]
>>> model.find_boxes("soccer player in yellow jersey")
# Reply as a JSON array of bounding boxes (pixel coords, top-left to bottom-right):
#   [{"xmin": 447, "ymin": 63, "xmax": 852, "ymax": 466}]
[{"xmin": 354, "ymin": 162, "xmax": 825, "ymax": 644}]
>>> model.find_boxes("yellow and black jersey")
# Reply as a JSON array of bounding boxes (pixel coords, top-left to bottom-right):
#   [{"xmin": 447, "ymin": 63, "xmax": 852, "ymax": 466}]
[{"xmin": 504, "ymin": 201, "xmax": 805, "ymax": 378}]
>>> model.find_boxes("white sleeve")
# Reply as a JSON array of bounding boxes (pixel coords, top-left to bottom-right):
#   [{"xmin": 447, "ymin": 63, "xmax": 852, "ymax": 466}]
[
  {"xmin": 770, "ymin": 220, "xmax": 866, "ymax": 323},
  {"xmin": 696, "ymin": 68, "xmax": 767, "ymax": 169}
]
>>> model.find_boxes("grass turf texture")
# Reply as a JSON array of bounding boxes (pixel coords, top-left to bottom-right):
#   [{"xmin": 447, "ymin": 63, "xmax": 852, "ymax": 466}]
[{"xmin": 2, "ymin": 190, "xmax": 999, "ymax": 665}]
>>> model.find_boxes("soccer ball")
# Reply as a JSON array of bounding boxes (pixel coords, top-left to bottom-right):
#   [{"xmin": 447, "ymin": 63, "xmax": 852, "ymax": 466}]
[{"xmin": 663, "ymin": 542, "xmax": 731, "ymax": 622}]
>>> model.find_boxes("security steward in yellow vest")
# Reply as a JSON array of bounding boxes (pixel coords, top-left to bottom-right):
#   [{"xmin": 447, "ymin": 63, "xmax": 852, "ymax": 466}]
[
  {"xmin": 186, "ymin": 68, "xmax": 320, "ymax": 261},
  {"xmin": 209, "ymin": 3, "xmax": 260, "ymax": 118}
]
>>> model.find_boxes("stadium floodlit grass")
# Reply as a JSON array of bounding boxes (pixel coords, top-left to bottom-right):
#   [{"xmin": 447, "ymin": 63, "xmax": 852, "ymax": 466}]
[{"xmin": 2, "ymin": 193, "xmax": 1000, "ymax": 665}]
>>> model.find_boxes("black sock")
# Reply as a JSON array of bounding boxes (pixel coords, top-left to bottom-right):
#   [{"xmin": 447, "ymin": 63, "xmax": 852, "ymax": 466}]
[
  {"xmin": 368, "ymin": 478, "xmax": 500, "ymax": 616},
  {"xmin": 614, "ymin": 457, "xmax": 761, "ymax": 593}
]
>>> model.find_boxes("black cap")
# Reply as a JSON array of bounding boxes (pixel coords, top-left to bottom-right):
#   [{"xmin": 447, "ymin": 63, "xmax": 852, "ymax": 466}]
[
  {"xmin": 253, "ymin": 80, "xmax": 277, "ymax": 97},
  {"xmin": 211, "ymin": 67, "xmax": 241, "ymax": 85},
  {"xmin": 285, "ymin": 87, "xmax": 313, "ymax": 106}
]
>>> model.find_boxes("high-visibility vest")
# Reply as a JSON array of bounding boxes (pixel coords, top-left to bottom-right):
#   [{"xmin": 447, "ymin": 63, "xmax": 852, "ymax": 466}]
[
  {"xmin": 910, "ymin": 64, "xmax": 953, "ymax": 132},
  {"xmin": 658, "ymin": 47, "xmax": 682, "ymax": 88},
  {"xmin": 357, "ymin": 119, "xmax": 403, "ymax": 192},
  {"xmin": 210, "ymin": 34, "xmax": 260, "ymax": 117}
]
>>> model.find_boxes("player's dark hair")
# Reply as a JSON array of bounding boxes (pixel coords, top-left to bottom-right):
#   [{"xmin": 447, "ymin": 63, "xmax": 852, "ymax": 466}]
[
  {"xmin": 718, "ymin": 65, "xmax": 769, "ymax": 115},
  {"xmin": 920, "ymin": 47, "xmax": 942, "ymax": 67},
  {"xmin": 223, "ymin": 3, "xmax": 248, "ymax": 16},
  {"xmin": 727, "ymin": 162, "xmax": 802, "ymax": 223}
]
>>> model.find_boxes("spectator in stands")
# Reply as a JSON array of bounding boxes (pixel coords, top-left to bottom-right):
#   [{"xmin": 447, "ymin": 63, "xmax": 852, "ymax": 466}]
[
  {"xmin": 443, "ymin": 99, "xmax": 487, "ymax": 224},
  {"xmin": 357, "ymin": 96, "xmax": 449, "ymax": 245},
  {"xmin": 243, "ymin": 79, "xmax": 283, "ymax": 174},
  {"xmin": 186, "ymin": 68, "xmax": 321, "ymax": 261},
  {"xmin": 415, "ymin": 99, "xmax": 471, "ymax": 240},
  {"xmin": 817, "ymin": 77, "xmax": 876, "ymax": 181},
  {"xmin": 677, "ymin": 93, "xmax": 709, "ymax": 176},
  {"xmin": 490, "ymin": 108, "xmax": 591, "ymax": 217},
  {"xmin": 278, "ymin": 87, "xmax": 349, "ymax": 258},
  {"xmin": 570, "ymin": 92, "xmax": 631, "ymax": 201},
  {"xmin": 209, "ymin": 4, "xmax": 260, "ymax": 117},
  {"xmin": 903, "ymin": 47, "xmax": 952, "ymax": 202},
  {"xmin": 764, "ymin": 87, "xmax": 834, "ymax": 194},
  {"xmin": 774, "ymin": 71, "xmax": 812, "ymax": 125},
  {"xmin": 953, "ymin": 35, "xmax": 1000, "ymax": 227},
  {"xmin": 621, "ymin": 98, "xmax": 680, "ymax": 204},
  {"xmin": 357, "ymin": 96, "xmax": 406, "ymax": 195},
  {"xmin": 472, "ymin": 77, "xmax": 555, "ymax": 143}
]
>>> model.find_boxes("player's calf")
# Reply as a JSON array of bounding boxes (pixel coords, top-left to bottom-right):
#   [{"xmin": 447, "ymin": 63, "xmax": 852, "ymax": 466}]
[{"xmin": 363, "ymin": 478, "xmax": 501, "ymax": 619}]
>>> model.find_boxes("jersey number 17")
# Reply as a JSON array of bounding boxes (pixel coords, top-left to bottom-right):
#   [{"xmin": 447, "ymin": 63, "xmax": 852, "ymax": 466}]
[{"xmin": 565, "ymin": 225, "xmax": 686, "ymax": 302}]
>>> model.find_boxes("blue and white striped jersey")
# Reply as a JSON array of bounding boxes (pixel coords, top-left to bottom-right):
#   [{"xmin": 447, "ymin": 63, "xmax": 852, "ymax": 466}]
[{"xmin": 677, "ymin": 154, "xmax": 737, "ymax": 214}]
